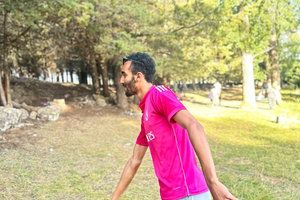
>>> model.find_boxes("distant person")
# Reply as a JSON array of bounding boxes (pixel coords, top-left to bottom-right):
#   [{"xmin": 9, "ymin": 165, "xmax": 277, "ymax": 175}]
[
  {"xmin": 112, "ymin": 52, "xmax": 238, "ymax": 200},
  {"xmin": 213, "ymin": 81, "xmax": 222, "ymax": 105},
  {"xmin": 209, "ymin": 90, "xmax": 213, "ymax": 104},
  {"xmin": 178, "ymin": 81, "xmax": 183, "ymax": 91},
  {"xmin": 256, "ymin": 92, "xmax": 265, "ymax": 101},
  {"xmin": 179, "ymin": 91, "xmax": 186, "ymax": 101},
  {"xmin": 262, "ymin": 79, "xmax": 268, "ymax": 98},
  {"xmin": 210, "ymin": 88, "xmax": 219, "ymax": 107},
  {"xmin": 280, "ymin": 80, "xmax": 284, "ymax": 89}
]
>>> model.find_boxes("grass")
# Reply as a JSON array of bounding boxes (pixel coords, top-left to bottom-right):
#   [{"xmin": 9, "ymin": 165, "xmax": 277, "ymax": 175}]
[{"xmin": 0, "ymin": 87, "xmax": 299, "ymax": 199}]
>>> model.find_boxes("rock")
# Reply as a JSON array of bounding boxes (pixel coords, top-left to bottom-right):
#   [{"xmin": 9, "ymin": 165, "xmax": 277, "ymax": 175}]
[
  {"xmin": 20, "ymin": 109, "xmax": 29, "ymax": 120},
  {"xmin": 50, "ymin": 99, "xmax": 66, "ymax": 113},
  {"xmin": 0, "ymin": 107, "xmax": 22, "ymax": 131},
  {"xmin": 93, "ymin": 94, "xmax": 104, "ymax": 100},
  {"xmin": 37, "ymin": 105, "xmax": 60, "ymax": 121},
  {"xmin": 14, "ymin": 123, "xmax": 34, "ymax": 128},
  {"xmin": 29, "ymin": 111, "xmax": 37, "ymax": 120},
  {"xmin": 96, "ymin": 98, "xmax": 107, "ymax": 107},
  {"xmin": 108, "ymin": 93, "xmax": 117, "ymax": 104},
  {"xmin": 71, "ymin": 90, "xmax": 79, "ymax": 96}
]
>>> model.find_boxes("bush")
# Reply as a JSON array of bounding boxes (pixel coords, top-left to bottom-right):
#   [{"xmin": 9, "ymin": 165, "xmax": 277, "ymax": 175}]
[{"xmin": 294, "ymin": 79, "xmax": 300, "ymax": 88}]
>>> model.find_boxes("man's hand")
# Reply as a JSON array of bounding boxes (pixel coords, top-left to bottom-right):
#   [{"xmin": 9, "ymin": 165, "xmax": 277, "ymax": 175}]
[
  {"xmin": 111, "ymin": 144, "xmax": 148, "ymax": 200},
  {"xmin": 208, "ymin": 181, "xmax": 239, "ymax": 200}
]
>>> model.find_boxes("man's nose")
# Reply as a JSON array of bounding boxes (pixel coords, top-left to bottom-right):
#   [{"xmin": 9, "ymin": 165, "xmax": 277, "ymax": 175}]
[{"xmin": 120, "ymin": 76, "xmax": 124, "ymax": 84}]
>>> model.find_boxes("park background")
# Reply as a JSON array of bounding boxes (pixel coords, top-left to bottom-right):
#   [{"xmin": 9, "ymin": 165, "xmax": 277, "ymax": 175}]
[{"xmin": 0, "ymin": 0, "xmax": 299, "ymax": 199}]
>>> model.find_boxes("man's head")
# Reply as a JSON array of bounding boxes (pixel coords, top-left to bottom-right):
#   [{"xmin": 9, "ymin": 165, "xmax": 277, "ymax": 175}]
[{"xmin": 120, "ymin": 52, "xmax": 156, "ymax": 97}]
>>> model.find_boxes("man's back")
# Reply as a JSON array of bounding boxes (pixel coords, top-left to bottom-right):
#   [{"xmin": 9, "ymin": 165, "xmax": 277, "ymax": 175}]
[{"xmin": 137, "ymin": 85, "xmax": 209, "ymax": 200}]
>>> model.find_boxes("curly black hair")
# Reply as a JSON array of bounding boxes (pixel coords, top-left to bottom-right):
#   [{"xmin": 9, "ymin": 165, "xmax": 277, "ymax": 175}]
[{"xmin": 124, "ymin": 52, "xmax": 156, "ymax": 83}]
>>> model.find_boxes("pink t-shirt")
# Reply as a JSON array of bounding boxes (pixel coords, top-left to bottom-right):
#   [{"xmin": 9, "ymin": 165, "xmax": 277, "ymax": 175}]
[{"xmin": 137, "ymin": 85, "xmax": 209, "ymax": 200}]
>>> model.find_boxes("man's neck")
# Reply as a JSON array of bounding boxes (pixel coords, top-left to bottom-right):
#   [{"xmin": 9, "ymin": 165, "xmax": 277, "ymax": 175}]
[{"xmin": 137, "ymin": 82, "xmax": 153, "ymax": 100}]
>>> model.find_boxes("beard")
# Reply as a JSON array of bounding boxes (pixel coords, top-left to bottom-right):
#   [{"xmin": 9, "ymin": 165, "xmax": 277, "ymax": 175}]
[{"xmin": 123, "ymin": 77, "xmax": 137, "ymax": 97}]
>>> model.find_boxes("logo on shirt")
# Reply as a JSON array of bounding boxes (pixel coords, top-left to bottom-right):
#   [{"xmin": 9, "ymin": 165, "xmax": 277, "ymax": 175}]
[
  {"xmin": 146, "ymin": 110, "xmax": 148, "ymax": 121},
  {"xmin": 146, "ymin": 131, "xmax": 155, "ymax": 142}
]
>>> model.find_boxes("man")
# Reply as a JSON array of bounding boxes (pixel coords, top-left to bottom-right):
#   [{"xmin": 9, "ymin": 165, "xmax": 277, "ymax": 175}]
[
  {"xmin": 111, "ymin": 52, "xmax": 238, "ymax": 200},
  {"xmin": 210, "ymin": 88, "xmax": 219, "ymax": 107},
  {"xmin": 213, "ymin": 81, "xmax": 222, "ymax": 106}
]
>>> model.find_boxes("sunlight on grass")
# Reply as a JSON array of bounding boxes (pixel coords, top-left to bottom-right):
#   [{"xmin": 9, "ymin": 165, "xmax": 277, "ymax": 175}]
[{"xmin": 0, "ymin": 89, "xmax": 299, "ymax": 199}]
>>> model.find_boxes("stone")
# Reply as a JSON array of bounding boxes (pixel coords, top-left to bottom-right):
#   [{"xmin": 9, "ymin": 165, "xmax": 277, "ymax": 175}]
[
  {"xmin": 71, "ymin": 90, "xmax": 79, "ymax": 96},
  {"xmin": 50, "ymin": 99, "xmax": 66, "ymax": 113},
  {"xmin": 29, "ymin": 111, "xmax": 37, "ymax": 120},
  {"xmin": 0, "ymin": 107, "xmax": 22, "ymax": 131},
  {"xmin": 20, "ymin": 109, "xmax": 29, "ymax": 120},
  {"xmin": 93, "ymin": 94, "xmax": 105, "ymax": 100},
  {"xmin": 37, "ymin": 105, "xmax": 60, "ymax": 121},
  {"xmin": 14, "ymin": 123, "xmax": 34, "ymax": 128},
  {"xmin": 96, "ymin": 98, "xmax": 107, "ymax": 107}
]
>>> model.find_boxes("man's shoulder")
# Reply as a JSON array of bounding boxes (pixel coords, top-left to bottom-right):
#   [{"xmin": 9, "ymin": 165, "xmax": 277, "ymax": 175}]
[
  {"xmin": 153, "ymin": 85, "xmax": 170, "ymax": 93},
  {"xmin": 150, "ymin": 85, "xmax": 176, "ymax": 101}
]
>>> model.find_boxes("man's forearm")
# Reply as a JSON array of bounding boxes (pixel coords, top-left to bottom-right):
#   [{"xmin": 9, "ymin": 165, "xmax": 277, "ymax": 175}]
[
  {"xmin": 111, "ymin": 156, "xmax": 141, "ymax": 200},
  {"xmin": 187, "ymin": 123, "xmax": 218, "ymax": 185}
]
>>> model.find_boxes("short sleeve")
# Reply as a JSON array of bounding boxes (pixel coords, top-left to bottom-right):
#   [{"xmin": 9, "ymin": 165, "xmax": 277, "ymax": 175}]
[
  {"xmin": 153, "ymin": 86, "xmax": 186, "ymax": 124},
  {"xmin": 136, "ymin": 116, "xmax": 149, "ymax": 146}
]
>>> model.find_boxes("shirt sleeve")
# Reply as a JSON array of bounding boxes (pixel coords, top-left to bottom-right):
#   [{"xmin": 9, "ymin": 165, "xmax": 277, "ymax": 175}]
[
  {"xmin": 136, "ymin": 116, "xmax": 149, "ymax": 146},
  {"xmin": 153, "ymin": 86, "xmax": 186, "ymax": 124}
]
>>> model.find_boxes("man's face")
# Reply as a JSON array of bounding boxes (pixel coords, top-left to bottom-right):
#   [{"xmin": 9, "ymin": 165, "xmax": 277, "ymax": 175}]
[{"xmin": 120, "ymin": 61, "xmax": 138, "ymax": 97}]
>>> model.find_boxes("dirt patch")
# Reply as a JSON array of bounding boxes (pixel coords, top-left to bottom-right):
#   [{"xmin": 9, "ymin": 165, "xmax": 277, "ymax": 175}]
[{"xmin": 0, "ymin": 105, "xmax": 124, "ymax": 152}]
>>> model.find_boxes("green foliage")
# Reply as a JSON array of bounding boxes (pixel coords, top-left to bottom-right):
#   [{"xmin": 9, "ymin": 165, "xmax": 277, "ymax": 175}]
[
  {"xmin": 0, "ymin": 0, "xmax": 299, "ymax": 85},
  {"xmin": 294, "ymin": 79, "xmax": 300, "ymax": 88}
]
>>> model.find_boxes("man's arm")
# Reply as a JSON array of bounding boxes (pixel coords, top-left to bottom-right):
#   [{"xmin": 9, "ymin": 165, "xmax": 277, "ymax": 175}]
[
  {"xmin": 111, "ymin": 144, "xmax": 148, "ymax": 200},
  {"xmin": 173, "ymin": 110, "xmax": 238, "ymax": 200}
]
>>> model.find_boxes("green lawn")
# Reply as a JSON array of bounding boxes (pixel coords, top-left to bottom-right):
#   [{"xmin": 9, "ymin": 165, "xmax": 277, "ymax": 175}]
[{"xmin": 0, "ymin": 88, "xmax": 299, "ymax": 199}]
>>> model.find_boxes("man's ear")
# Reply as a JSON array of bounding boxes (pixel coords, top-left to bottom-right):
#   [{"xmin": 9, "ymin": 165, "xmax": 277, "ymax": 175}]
[{"xmin": 136, "ymin": 72, "xmax": 144, "ymax": 81}]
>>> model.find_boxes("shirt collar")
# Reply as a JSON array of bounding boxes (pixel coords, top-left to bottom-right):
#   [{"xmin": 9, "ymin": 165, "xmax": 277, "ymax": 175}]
[{"xmin": 139, "ymin": 85, "xmax": 156, "ymax": 112}]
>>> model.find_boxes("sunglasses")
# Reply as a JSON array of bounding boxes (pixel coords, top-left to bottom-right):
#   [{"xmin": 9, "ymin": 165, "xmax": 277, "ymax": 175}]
[{"xmin": 123, "ymin": 57, "xmax": 145, "ymax": 67}]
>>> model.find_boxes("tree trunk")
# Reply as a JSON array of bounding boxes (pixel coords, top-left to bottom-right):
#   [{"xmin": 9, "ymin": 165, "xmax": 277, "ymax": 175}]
[
  {"xmin": 56, "ymin": 72, "xmax": 60, "ymax": 82},
  {"xmin": 60, "ymin": 68, "xmax": 64, "ymax": 82},
  {"xmin": 77, "ymin": 71, "xmax": 82, "ymax": 84},
  {"xmin": 0, "ymin": 75, "xmax": 7, "ymax": 107},
  {"xmin": 96, "ymin": 56, "xmax": 103, "ymax": 88},
  {"xmin": 102, "ymin": 61, "xmax": 110, "ymax": 97},
  {"xmin": 265, "ymin": 52, "xmax": 272, "ymax": 88},
  {"xmin": 192, "ymin": 79, "xmax": 196, "ymax": 91},
  {"xmin": 19, "ymin": 67, "xmax": 24, "ymax": 78},
  {"xmin": 240, "ymin": 53, "xmax": 257, "ymax": 110},
  {"xmin": 43, "ymin": 71, "xmax": 47, "ymax": 81},
  {"xmin": 48, "ymin": 68, "xmax": 52, "ymax": 82},
  {"xmin": 70, "ymin": 69, "xmax": 74, "ymax": 83},
  {"xmin": 114, "ymin": 60, "xmax": 128, "ymax": 109},
  {"xmin": 2, "ymin": 12, "xmax": 12, "ymax": 107},
  {"xmin": 270, "ymin": 29, "xmax": 282, "ymax": 104},
  {"xmin": 4, "ymin": 72, "xmax": 12, "ymax": 107},
  {"xmin": 96, "ymin": 55, "xmax": 109, "ymax": 97},
  {"xmin": 80, "ymin": 71, "xmax": 88, "ymax": 84},
  {"xmin": 88, "ymin": 41, "xmax": 101, "ymax": 94}
]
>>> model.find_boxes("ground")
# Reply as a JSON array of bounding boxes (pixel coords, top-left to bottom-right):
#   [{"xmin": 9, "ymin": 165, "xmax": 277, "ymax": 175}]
[{"xmin": 0, "ymin": 84, "xmax": 299, "ymax": 200}]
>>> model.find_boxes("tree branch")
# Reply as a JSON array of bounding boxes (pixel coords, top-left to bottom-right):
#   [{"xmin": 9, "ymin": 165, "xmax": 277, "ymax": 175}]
[
  {"xmin": 172, "ymin": 18, "xmax": 205, "ymax": 33},
  {"xmin": 7, "ymin": 26, "xmax": 31, "ymax": 48},
  {"xmin": 253, "ymin": 47, "xmax": 274, "ymax": 58}
]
